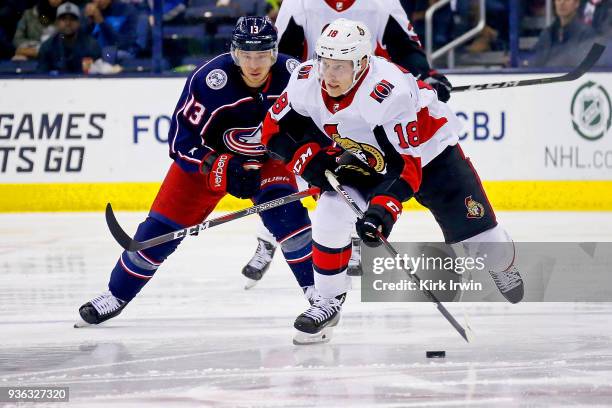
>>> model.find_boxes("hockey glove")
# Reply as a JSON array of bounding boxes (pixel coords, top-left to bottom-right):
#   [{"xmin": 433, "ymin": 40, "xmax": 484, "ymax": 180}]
[
  {"xmin": 288, "ymin": 143, "xmax": 341, "ymax": 191},
  {"xmin": 204, "ymin": 153, "xmax": 262, "ymax": 199},
  {"xmin": 333, "ymin": 151, "xmax": 382, "ymax": 191},
  {"xmin": 424, "ymin": 70, "xmax": 452, "ymax": 102},
  {"xmin": 356, "ymin": 196, "xmax": 402, "ymax": 247}
]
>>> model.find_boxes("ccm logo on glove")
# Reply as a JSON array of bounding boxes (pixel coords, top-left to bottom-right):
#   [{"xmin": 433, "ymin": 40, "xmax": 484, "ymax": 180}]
[{"xmin": 291, "ymin": 143, "xmax": 321, "ymax": 175}]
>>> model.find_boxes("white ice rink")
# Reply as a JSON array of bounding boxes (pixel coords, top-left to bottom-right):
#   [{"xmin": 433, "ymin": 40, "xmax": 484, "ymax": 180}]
[{"xmin": 1, "ymin": 210, "xmax": 612, "ymax": 407}]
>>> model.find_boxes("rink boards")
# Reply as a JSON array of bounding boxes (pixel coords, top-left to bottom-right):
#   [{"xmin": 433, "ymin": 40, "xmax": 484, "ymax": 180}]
[{"xmin": 0, "ymin": 72, "xmax": 611, "ymax": 211}]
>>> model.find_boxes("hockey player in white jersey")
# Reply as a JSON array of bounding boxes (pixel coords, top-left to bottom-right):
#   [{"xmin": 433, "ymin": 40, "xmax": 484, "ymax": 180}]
[
  {"xmin": 262, "ymin": 18, "xmax": 524, "ymax": 344},
  {"xmin": 275, "ymin": 0, "xmax": 451, "ymax": 102},
  {"xmin": 242, "ymin": 0, "xmax": 453, "ymax": 284}
]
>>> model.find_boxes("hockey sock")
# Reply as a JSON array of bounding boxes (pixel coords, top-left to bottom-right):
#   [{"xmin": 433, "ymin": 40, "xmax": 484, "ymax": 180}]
[
  {"xmin": 108, "ymin": 216, "xmax": 183, "ymax": 302},
  {"xmin": 312, "ymin": 241, "xmax": 352, "ymax": 298},
  {"xmin": 256, "ymin": 187, "xmax": 314, "ymax": 287}
]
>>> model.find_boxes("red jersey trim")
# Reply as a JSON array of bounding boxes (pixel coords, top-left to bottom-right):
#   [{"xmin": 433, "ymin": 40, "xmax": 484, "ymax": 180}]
[
  {"xmin": 323, "ymin": 0, "xmax": 356, "ymax": 12},
  {"xmin": 261, "ymin": 112, "xmax": 280, "ymax": 146},
  {"xmin": 416, "ymin": 107, "xmax": 448, "ymax": 145},
  {"xmin": 400, "ymin": 154, "xmax": 422, "ymax": 193}
]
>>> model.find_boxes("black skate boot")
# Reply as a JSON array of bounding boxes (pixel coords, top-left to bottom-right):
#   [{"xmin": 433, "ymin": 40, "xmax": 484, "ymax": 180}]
[
  {"xmin": 489, "ymin": 265, "xmax": 524, "ymax": 303},
  {"xmin": 74, "ymin": 291, "xmax": 127, "ymax": 328},
  {"xmin": 293, "ymin": 293, "xmax": 346, "ymax": 345},
  {"xmin": 242, "ymin": 237, "xmax": 276, "ymax": 289},
  {"xmin": 346, "ymin": 237, "xmax": 363, "ymax": 276}
]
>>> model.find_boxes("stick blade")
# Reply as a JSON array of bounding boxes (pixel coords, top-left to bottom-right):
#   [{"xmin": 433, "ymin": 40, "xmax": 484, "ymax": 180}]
[
  {"xmin": 566, "ymin": 42, "xmax": 606, "ymax": 80},
  {"xmin": 105, "ymin": 203, "xmax": 138, "ymax": 252}
]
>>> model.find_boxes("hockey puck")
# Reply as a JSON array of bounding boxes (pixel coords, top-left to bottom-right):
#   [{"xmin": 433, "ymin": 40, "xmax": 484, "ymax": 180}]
[{"xmin": 426, "ymin": 351, "xmax": 446, "ymax": 358}]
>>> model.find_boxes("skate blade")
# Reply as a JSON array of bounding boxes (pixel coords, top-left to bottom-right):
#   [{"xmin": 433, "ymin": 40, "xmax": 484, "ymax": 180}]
[
  {"xmin": 73, "ymin": 316, "xmax": 92, "ymax": 328},
  {"xmin": 244, "ymin": 278, "xmax": 259, "ymax": 290},
  {"xmin": 292, "ymin": 327, "xmax": 334, "ymax": 345}
]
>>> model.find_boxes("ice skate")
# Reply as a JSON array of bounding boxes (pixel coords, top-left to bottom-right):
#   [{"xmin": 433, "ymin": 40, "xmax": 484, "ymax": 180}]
[
  {"xmin": 303, "ymin": 285, "xmax": 322, "ymax": 305},
  {"xmin": 293, "ymin": 293, "xmax": 345, "ymax": 345},
  {"xmin": 489, "ymin": 265, "xmax": 524, "ymax": 304},
  {"xmin": 242, "ymin": 238, "xmax": 276, "ymax": 289},
  {"xmin": 347, "ymin": 237, "xmax": 363, "ymax": 276},
  {"xmin": 74, "ymin": 291, "xmax": 127, "ymax": 328}
]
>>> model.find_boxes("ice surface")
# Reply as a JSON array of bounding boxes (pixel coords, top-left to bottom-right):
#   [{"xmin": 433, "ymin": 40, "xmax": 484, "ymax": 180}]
[{"xmin": 1, "ymin": 211, "xmax": 612, "ymax": 407}]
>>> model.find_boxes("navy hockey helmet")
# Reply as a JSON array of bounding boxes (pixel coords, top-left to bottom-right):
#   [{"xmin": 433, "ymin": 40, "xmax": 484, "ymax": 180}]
[{"xmin": 231, "ymin": 16, "xmax": 278, "ymax": 64}]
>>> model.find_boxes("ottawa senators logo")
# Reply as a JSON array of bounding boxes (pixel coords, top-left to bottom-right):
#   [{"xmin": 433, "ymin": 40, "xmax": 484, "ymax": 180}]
[
  {"xmin": 465, "ymin": 196, "xmax": 485, "ymax": 219},
  {"xmin": 323, "ymin": 124, "xmax": 385, "ymax": 172},
  {"xmin": 298, "ymin": 65, "xmax": 313, "ymax": 80},
  {"xmin": 370, "ymin": 80, "xmax": 395, "ymax": 103}
]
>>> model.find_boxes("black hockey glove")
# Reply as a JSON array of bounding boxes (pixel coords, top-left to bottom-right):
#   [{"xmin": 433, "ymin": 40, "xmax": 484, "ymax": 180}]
[
  {"xmin": 288, "ymin": 143, "xmax": 341, "ymax": 191},
  {"xmin": 356, "ymin": 196, "xmax": 402, "ymax": 247},
  {"xmin": 424, "ymin": 70, "xmax": 452, "ymax": 102},
  {"xmin": 333, "ymin": 151, "xmax": 382, "ymax": 191},
  {"xmin": 203, "ymin": 153, "xmax": 262, "ymax": 199}
]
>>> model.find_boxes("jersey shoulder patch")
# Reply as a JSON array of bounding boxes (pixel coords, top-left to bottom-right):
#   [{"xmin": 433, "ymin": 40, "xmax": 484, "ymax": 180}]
[
  {"xmin": 188, "ymin": 54, "xmax": 234, "ymax": 93},
  {"xmin": 286, "ymin": 58, "xmax": 300, "ymax": 73},
  {"xmin": 297, "ymin": 64, "xmax": 313, "ymax": 79},
  {"xmin": 206, "ymin": 68, "xmax": 228, "ymax": 90},
  {"xmin": 369, "ymin": 79, "xmax": 395, "ymax": 103}
]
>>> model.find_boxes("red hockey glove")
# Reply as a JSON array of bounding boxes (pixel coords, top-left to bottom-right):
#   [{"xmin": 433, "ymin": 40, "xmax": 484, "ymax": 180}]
[
  {"xmin": 204, "ymin": 153, "xmax": 262, "ymax": 199},
  {"xmin": 287, "ymin": 144, "xmax": 341, "ymax": 192}
]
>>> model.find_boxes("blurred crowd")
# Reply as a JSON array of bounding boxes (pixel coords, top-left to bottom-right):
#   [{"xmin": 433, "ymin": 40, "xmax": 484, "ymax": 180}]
[{"xmin": 0, "ymin": 0, "xmax": 609, "ymax": 74}]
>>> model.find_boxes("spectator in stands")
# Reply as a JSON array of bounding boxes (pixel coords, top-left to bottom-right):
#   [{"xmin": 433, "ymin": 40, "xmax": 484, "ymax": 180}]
[
  {"xmin": 403, "ymin": 0, "xmax": 454, "ymax": 49},
  {"xmin": 38, "ymin": 2, "xmax": 101, "ymax": 73},
  {"xmin": 581, "ymin": 0, "xmax": 611, "ymax": 36},
  {"xmin": 148, "ymin": 0, "xmax": 187, "ymax": 23},
  {"xmin": 12, "ymin": 0, "xmax": 63, "ymax": 61},
  {"xmin": 531, "ymin": 0, "xmax": 597, "ymax": 67},
  {"xmin": 0, "ymin": 0, "xmax": 38, "ymax": 59},
  {"xmin": 455, "ymin": 0, "xmax": 509, "ymax": 53},
  {"xmin": 83, "ymin": 0, "xmax": 141, "ymax": 62}
]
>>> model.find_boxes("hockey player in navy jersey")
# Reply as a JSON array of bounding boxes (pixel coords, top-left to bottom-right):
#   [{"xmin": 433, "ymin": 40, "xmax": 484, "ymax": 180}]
[
  {"xmin": 75, "ymin": 16, "xmax": 317, "ymax": 327},
  {"xmin": 263, "ymin": 18, "xmax": 524, "ymax": 344}
]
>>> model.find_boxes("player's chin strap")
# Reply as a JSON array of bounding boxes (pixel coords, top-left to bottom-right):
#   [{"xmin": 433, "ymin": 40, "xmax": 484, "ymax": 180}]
[{"xmin": 324, "ymin": 170, "xmax": 473, "ymax": 343}]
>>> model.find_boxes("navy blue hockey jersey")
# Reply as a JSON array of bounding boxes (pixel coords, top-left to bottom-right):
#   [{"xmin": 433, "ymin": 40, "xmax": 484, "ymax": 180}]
[{"xmin": 167, "ymin": 53, "xmax": 301, "ymax": 173}]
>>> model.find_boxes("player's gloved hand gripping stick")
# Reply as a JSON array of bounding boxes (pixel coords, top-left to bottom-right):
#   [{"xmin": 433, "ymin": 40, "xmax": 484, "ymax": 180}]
[
  {"xmin": 104, "ymin": 187, "xmax": 319, "ymax": 252},
  {"xmin": 324, "ymin": 170, "xmax": 473, "ymax": 343}
]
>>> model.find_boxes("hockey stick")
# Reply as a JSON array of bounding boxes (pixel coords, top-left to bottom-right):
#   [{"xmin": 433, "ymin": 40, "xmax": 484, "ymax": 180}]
[
  {"xmin": 105, "ymin": 187, "xmax": 319, "ymax": 252},
  {"xmin": 451, "ymin": 43, "xmax": 605, "ymax": 93},
  {"xmin": 324, "ymin": 170, "xmax": 471, "ymax": 343}
]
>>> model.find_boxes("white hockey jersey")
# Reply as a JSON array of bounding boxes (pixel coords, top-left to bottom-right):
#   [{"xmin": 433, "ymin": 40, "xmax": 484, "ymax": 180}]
[
  {"xmin": 275, "ymin": 0, "xmax": 429, "ymax": 78},
  {"xmin": 264, "ymin": 57, "xmax": 460, "ymax": 195}
]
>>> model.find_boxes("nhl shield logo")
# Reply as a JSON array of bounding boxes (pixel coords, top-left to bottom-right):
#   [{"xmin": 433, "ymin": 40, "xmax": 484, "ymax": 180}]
[
  {"xmin": 571, "ymin": 81, "xmax": 611, "ymax": 141},
  {"xmin": 206, "ymin": 69, "xmax": 228, "ymax": 90},
  {"xmin": 465, "ymin": 196, "xmax": 485, "ymax": 219}
]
